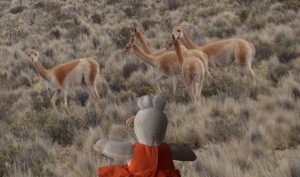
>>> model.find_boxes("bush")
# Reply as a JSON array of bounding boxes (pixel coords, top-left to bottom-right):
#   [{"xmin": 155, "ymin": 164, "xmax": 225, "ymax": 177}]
[
  {"xmin": 29, "ymin": 90, "xmax": 52, "ymax": 110},
  {"xmin": 10, "ymin": 6, "xmax": 24, "ymax": 14},
  {"xmin": 65, "ymin": 25, "xmax": 90, "ymax": 42},
  {"xmin": 206, "ymin": 18, "xmax": 236, "ymax": 38},
  {"xmin": 278, "ymin": 0, "xmax": 300, "ymax": 11},
  {"xmin": 46, "ymin": 114, "xmax": 82, "ymax": 145},
  {"xmin": 238, "ymin": 9, "xmax": 250, "ymax": 23},
  {"xmin": 0, "ymin": 145, "xmax": 17, "ymax": 176},
  {"xmin": 73, "ymin": 89, "xmax": 89, "ymax": 106},
  {"xmin": 123, "ymin": 0, "xmax": 144, "ymax": 17},
  {"xmin": 277, "ymin": 47, "xmax": 298, "ymax": 63},
  {"xmin": 111, "ymin": 26, "xmax": 132, "ymax": 48},
  {"xmin": 34, "ymin": 2, "xmax": 45, "ymax": 8},
  {"xmin": 268, "ymin": 64, "xmax": 290, "ymax": 84},
  {"xmin": 49, "ymin": 29, "xmax": 61, "ymax": 39},
  {"xmin": 252, "ymin": 38, "xmax": 274, "ymax": 61},
  {"xmin": 91, "ymin": 13, "xmax": 103, "ymax": 24},
  {"xmin": 141, "ymin": 19, "xmax": 157, "ymax": 31},
  {"xmin": 105, "ymin": 0, "xmax": 121, "ymax": 5},
  {"xmin": 122, "ymin": 62, "xmax": 140, "ymax": 79},
  {"xmin": 134, "ymin": 85, "xmax": 156, "ymax": 97},
  {"xmin": 167, "ymin": 0, "xmax": 181, "ymax": 10}
]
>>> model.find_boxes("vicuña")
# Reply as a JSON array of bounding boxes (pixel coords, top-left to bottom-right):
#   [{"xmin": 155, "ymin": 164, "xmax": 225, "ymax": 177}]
[
  {"xmin": 166, "ymin": 35, "xmax": 206, "ymax": 103},
  {"xmin": 172, "ymin": 25, "xmax": 256, "ymax": 88},
  {"xmin": 28, "ymin": 49, "xmax": 100, "ymax": 109}
]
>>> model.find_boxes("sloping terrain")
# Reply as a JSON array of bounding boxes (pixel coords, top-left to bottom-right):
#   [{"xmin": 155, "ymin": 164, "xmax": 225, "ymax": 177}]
[{"xmin": 0, "ymin": 0, "xmax": 299, "ymax": 176}]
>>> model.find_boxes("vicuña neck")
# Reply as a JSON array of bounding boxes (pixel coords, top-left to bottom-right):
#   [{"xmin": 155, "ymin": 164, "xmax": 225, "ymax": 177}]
[
  {"xmin": 136, "ymin": 32, "xmax": 153, "ymax": 55},
  {"xmin": 174, "ymin": 40, "xmax": 184, "ymax": 65},
  {"xmin": 133, "ymin": 44, "xmax": 156, "ymax": 66},
  {"xmin": 34, "ymin": 59, "xmax": 49, "ymax": 81},
  {"xmin": 181, "ymin": 32, "xmax": 201, "ymax": 50}
]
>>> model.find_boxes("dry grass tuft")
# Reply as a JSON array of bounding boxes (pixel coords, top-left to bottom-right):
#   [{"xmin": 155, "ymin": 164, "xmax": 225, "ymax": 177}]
[{"xmin": 0, "ymin": 0, "xmax": 299, "ymax": 176}]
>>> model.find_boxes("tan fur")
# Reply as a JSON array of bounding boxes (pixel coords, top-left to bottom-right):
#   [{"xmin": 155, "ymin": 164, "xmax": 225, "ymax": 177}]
[
  {"xmin": 168, "ymin": 36, "xmax": 205, "ymax": 103},
  {"xmin": 124, "ymin": 31, "xmax": 211, "ymax": 94},
  {"xmin": 28, "ymin": 49, "xmax": 100, "ymax": 108},
  {"xmin": 172, "ymin": 25, "xmax": 256, "ymax": 87},
  {"xmin": 87, "ymin": 59, "xmax": 98, "ymax": 85},
  {"xmin": 132, "ymin": 27, "xmax": 187, "ymax": 57},
  {"xmin": 123, "ymin": 37, "xmax": 181, "ymax": 94},
  {"xmin": 54, "ymin": 60, "xmax": 81, "ymax": 85}
]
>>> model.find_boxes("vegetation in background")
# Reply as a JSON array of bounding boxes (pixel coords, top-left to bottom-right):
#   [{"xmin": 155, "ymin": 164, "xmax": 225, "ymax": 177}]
[{"xmin": 0, "ymin": 0, "xmax": 299, "ymax": 176}]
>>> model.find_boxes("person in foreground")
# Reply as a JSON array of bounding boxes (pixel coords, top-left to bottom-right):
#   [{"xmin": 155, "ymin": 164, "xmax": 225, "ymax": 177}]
[{"xmin": 93, "ymin": 93, "xmax": 196, "ymax": 177}]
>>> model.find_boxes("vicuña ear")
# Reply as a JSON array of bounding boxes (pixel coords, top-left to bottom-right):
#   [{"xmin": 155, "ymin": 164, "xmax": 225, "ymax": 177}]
[
  {"xmin": 172, "ymin": 34, "xmax": 175, "ymax": 40},
  {"xmin": 153, "ymin": 93, "xmax": 166, "ymax": 111},
  {"xmin": 138, "ymin": 95, "xmax": 153, "ymax": 110}
]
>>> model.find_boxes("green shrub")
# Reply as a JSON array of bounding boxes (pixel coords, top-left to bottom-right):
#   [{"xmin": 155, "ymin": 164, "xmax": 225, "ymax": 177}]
[
  {"xmin": 105, "ymin": 0, "xmax": 121, "ymax": 5},
  {"xmin": 107, "ymin": 72, "xmax": 126, "ymax": 92},
  {"xmin": 111, "ymin": 26, "xmax": 132, "ymax": 48},
  {"xmin": 49, "ymin": 29, "xmax": 61, "ymax": 39},
  {"xmin": 278, "ymin": 0, "xmax": 300, "ymax": 11},
  {"xmin": 92, "ymin": 37, "xmax": 100, "ymax": 49},
  {"xmin": 141, "ymin": 19, "xmax": 157, "ymax": 30},
  {"xmin": 29, "ymin": 90, "xmax": 52, "ymax": 110},
  {"xmin": 206, "ymin": 19, "xmax": 236, "ymax": 38},
  {"xmin": 73, "ymin": 89, "xmax": 89, "ymax": 106},
  {"xmin": 207, "ymin": 108, "xmax": 248, "ymax": 142},
  {"xmin": 123, "ymin": 0, "xmax": 144, "ymax": 17},
  {"xmin": 10, "ymin": 6, "xmax": 24, "ymax": 14},
  {"xmin": 252, "ymin": 38, "xmax": 274, "ymax": 61},
  {"xmin": 65, "ymin": 24, "xmax": 90, "ymax": 42},
  {"xmin": 167, "ymin": 0, "xmax": 181, "ymax": 10},
  {"xmin": 134, "ymin": 85, "xmax": 156, "ymax": 97},
  {"xmin": 268, "ymin": 64, "xmax": 290, "ymax": 84},
  {"xmin": 277, "ymin": 47, "xmax": 298, "ymax": 63},
  {"xmin": 46, "ymin": 114, "xmax": 82, "ymax": 145},
  {"xmin": 34, "ymin": 2, "xmax": 45, "ymax": 8},
  {"xmin": 238, "ymin": 9, "xmax": 250, "ymax": 23},
  {"xmin": 122, "ymin": 62, "xmax": 140, "ymax": 79},
  {"xmin": 91, "ymin": 13, "xmax": 103, "ymax": 25},
  {"xmin": 292, "ymin": 87, "xmax": 300, "ymax": 100},
  {"xmin": 0, "ymin": 145, "xmax": 17, "ymax": 176}
]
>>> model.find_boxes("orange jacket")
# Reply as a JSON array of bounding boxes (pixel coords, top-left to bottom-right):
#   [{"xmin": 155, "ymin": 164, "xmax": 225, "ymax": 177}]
[{"xmin": 98, "ymin": 143, "xmax": 180, "ymax": 177}]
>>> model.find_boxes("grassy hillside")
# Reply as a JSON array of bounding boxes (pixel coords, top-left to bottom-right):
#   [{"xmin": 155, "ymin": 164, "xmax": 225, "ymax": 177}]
[{"xmin": 0, "ymin": 0, "xmax": 299, "ymax": 176}]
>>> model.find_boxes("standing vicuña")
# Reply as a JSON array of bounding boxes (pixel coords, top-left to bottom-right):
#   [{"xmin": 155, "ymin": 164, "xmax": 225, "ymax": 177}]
[
  {"xmin": 172, "ymin": 25, "xmax": 256, "ymax": 88},
  {"xmin": 166, "ymin": 35, "xmax": 205, "ymax": 103},
  {"xmin": 28, "ymin": 49, "xmax": 100, "ymax": 109},
  {"xmin": 123, "ymin": 36, "xmax": 181, "ymax": 94}
]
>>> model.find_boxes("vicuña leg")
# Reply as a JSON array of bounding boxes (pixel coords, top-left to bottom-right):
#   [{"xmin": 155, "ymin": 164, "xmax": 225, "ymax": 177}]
[
  {"xmin": 155, "ymin": 75, "xmax": 168, "ymax": 93},
  {"xmin": 87, "ymin": 85, "xmax": 100, "ymax": 107},
  {"xmin": 61, "ymin": 89, "xmax": 68, "ymax": 108},
  {"xmin": 51, "ymin": 90, "xmax": 61, "ymax": 109},
  {"xmin": 241, "ymin": 64, "xmax": 256, "ymax": 88},
  {"xmin": 183, "ymin": 79, "xmax": 194, "ymax": 103},
  {"xmin": 195, "ymin": 80, "xmax": 203, "ymax": 103},
  {"xmin": 171, "ymin": 77, "xmax": 177, "ymax": 95}
]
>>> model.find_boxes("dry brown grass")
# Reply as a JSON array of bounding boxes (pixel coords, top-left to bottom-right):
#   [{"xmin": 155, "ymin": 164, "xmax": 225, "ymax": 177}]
[{"xmin": 0, "ymin": 0, "xmax": 299, "ymax": 176}]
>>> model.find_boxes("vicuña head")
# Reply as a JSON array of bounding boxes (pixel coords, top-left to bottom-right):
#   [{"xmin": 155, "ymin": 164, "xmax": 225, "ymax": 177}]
[
  {"xmin": 172, "ymin": 25, "xmax": 188, "ymax": 40},
  {"xmin": 28, "ymin": 49, "xmax": 40, "ymax": 62},
  {"xmin": 27, "ymin": 49, "xmax": 100, "ymax": 109},
  {"xmin": 123, "ymin": 36, "xmax": 135, "ymax": 55}
]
